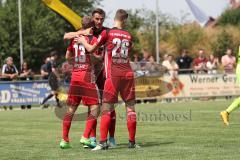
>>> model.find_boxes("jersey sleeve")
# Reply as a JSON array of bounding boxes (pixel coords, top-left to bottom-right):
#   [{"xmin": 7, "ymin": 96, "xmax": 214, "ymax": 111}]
[
  {"xmin": 67, "ymin": 39, "xmax": 74, "ymax": 52},
  {"xmin": 97, "ymin": 30, "xmax": 108, "ymax": 47},
  {"xmin": 129, "ymin": 34, "xmax": 133, "ymax": 47},
  {"xmin": 91, "ymin": 37, "xmax": 102, "ymax": 56},
  {"xmin": 91, "ymin": 37, "xmax": 98, "ymax": 45}
]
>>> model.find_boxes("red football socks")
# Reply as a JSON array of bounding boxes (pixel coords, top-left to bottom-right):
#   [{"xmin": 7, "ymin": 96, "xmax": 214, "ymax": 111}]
[
  {"xmin": 83, "ymin": 114, "xmax": 97, "ymax": 138},
  {"xmin": 100, "ymin": 111, "xmax": 111, "ymax": 141},
  {"xmin": 127, "ymin": 111, "xmax": 137, "ymax": 142},
  {"xmin": 90, "ymin": 120, "xmax": 97, "ymax": 138},
  {"xmin": 109, "ymin": 110, "xmax": 116, "ymax": 138},
  {"xmin": 62, "ymin": 112, "xmax": 74, "ymax": 142}
]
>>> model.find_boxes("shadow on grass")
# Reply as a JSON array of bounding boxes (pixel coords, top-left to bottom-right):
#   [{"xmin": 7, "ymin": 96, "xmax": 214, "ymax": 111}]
[{"xmin": 112, "ymin": 141, "xmax": 174, "ymax": 149}]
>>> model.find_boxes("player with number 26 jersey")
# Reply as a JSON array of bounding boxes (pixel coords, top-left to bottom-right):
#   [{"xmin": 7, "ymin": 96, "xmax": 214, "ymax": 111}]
[
  {"xmin": 97, "ymin": 28, "xmax": 135, "ymax": 104},
  {"xmin": 98, "ymin": 28, "xmax": 133, "ymax": 78}
]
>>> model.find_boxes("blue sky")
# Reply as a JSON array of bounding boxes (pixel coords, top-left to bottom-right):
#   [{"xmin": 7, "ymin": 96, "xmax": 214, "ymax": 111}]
[{"xmin": 100, "ymin": 0, "xmax": 230, "ymax": 27}]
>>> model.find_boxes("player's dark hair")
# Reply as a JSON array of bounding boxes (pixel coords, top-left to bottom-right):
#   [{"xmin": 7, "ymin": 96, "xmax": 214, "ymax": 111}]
[
  {"xmin": 50, "ymin": 51, "xmax": 58, "ymax": 57},
  {"xmin": 114, "ymin": 9, "xmax": 128, "ymax": 21},
  {"xmin": 82, "ymin": 16, "xmax": 94, "ymax": 29},
  {"xmin": 92, "ymin": 8, "xmax": 105, "ymax": 17}
]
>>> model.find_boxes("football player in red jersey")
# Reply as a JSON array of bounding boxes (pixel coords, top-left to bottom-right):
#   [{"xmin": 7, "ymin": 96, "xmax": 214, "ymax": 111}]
[
  {"xmin": 60, "ymin": 17, "xmax": 100, "ymax": 149},
  {"xmin": 76, "ymin": 9, "xmax": 139, "ymax": 150},
  {"xmin": 64, "ymin": 8, "xmax": 117, "ymax": 148}
]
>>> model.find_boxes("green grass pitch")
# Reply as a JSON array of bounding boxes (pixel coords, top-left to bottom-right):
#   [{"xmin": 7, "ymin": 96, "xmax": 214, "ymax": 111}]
[{"xmin": 0, "ymin": 100, "xmax": 240, "ymax": 160}]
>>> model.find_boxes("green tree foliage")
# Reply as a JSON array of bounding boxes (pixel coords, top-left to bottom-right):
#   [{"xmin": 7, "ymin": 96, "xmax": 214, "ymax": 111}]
[
  {"xmin": 0, "ymin": 0, "xmax": 100, "ymax": 71},
  {"xmin": 125, "ymin": 9, "xmax": 145, "ymax": 55},
  {"xmin": 169, "ymin": 24, "xmax": 204, "ymax": 53},
  {"xmin": 121, "ymin": 8, "xmax": 178, "ymax": 59},
  {"xmin": 211, "ymin": 30, "xmax": 234, "ymax": 57},
  {"xmin": 218, "ymin": 8, "xmax": 240, "ymax": 26}
]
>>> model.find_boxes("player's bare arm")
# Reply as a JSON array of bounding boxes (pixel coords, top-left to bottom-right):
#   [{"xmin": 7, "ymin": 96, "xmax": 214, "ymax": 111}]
[
  {"xmin": 2, "ymin": 73, "xmax": 11, "ymax": 78},
  {"xmin": 51, "ymin": 67, "xmax": 61, "ymax": 80},
  {"xmin": 63, "ymin": 28, "xmax": 93, "ymax": 40},
  {"xmin": 41, "ymin": 69, "xmax": 49, "ymax": 76},
  {"xmin": 65, "ymin": 50, "xmax": 74, "ymax": 64},
  {"xmin": 75, "ymin": 36, "xmax": 99, "ymax": 53}
]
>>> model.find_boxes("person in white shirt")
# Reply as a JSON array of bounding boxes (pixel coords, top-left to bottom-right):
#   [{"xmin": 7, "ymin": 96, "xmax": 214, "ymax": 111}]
[
  {"xmin": 206, "ymin": 54, "xmax": 219, "ymax": 74},
  {"xmin": 162, "ymin": 54, "xmax": 179, "ymax": 77}
]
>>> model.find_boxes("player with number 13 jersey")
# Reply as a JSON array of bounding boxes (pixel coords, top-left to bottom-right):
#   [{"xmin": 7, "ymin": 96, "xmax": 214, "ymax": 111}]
[{"xmin": 60, "ymin": 17, "xmax": 100, "ymax": 149}]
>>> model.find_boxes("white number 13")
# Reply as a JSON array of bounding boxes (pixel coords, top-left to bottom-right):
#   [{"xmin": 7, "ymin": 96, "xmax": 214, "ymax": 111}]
[{"xmin": 73, "ymin": 44, "xmax": 86, "ymax": 63}]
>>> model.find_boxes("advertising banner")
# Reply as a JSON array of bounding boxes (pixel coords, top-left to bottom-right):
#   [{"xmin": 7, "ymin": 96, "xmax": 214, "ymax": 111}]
[
  {"xmin": 135, "ymin": 74, "xmax": 240, "ymax": 99},
  {"xmin": 1, "ymin": 74, "xmax": 240, "ymax": 106},
  {"xmin": 0, "ymin": 81, "xmax": 55, "ymax": 106}
]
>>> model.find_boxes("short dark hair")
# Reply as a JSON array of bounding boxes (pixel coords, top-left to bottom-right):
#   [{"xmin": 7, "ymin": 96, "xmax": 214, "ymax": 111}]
[
  {"xmin": 82, "ymin": 16, "xmax": 94, "ymax": 29},
  {"xmin": 92, "ymin": 8, "xmax": 105, "ymax": 17},
  {"xmin": 114, "ymin": 9, "xmax": 128, "ymax": 21},
  {"xmin": 50, "ymin": 51, "xmax": 58, "ymax": 57}
]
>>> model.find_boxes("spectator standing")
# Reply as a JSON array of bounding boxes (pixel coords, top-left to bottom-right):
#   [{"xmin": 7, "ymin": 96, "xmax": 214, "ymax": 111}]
[
  {"xmin": 193, "ymin": 49, "xmax": 208, "ymax": 74},
  {"xmin": 40, "ymin": 57, "xmax": 50, "ymax": 80},
  {"xmin": 1, "ymin": 57, "xmax": 18, "ymax": 81},
  {"xmin": 162, "ymin": 54, "xmax": 179, "ymax": 77},
  {"xmin": 162, "ymin": 53, "xmax": 169, "ymax": 65},
  {"xmin": 145, "ymin": 55, "xmax": 162, "ymax": 76},
  {"xmin": 130, "ymin": 54, "xmax": 142, "ymax": 77},
  {"xmin": 176, "ymin": 49, "xmax": 193, "ymax": 74},
  {"xmin": 206, "ymin": 54, "xmax": 219, "ymax": 74},
  {"xmin": 221, "ymin": 48, "xmax": 236, "ymax": 74},
  {"xmin": 1, "ymin": 57, "xmax": 18, "ymax": 110},
  {"xmin": 19, "ymin": 61, "xmax": 33, "ymax": 80},
  {"xmin": 19, "ymin": 61, "xmax": 33, "ymax": 109},
  {"xmin": 139, "ymin": 50, "xmax": 150, "ymax": 67}
]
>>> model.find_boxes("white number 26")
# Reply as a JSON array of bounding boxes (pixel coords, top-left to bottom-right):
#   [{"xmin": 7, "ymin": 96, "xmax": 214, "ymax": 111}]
[{"xmin": 112, "ymin": 38, "xmax": 130, "ymax": 58}]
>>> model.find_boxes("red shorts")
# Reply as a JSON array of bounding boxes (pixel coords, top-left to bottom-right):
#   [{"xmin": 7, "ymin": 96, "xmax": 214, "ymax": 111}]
[
  {"xmin": 103, "ymin": 77, "xmax": 135, "ymax": 103},
  {"xmin": 67, "ymin": 80, "xmax": 100, "ymax": 106}
]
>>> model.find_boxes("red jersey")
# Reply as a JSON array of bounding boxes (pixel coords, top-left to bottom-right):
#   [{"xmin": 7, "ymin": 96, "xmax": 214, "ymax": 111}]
[
  {"xmin": 67, "ymin": 36, "xmax": 97, "ymax": 82},
  {"xmin": 97, "ymin": 28, "xmax": 133, "ymax": 78},
  {"xmin": 93, "ymin": 26, "xmax": 109, "ymax": 56},
  {"xmin": 193, "ymin": 57, "xmax": 208, "ymax": 67}
]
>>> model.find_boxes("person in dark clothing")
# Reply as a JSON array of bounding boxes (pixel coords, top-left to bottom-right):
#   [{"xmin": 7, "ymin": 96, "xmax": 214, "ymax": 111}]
[
  {"xmin": 41, "ymin": 57, "xmax": 51, "ymax": 80},
  {"xmin": 1, "ymin": 57, "xmax": 18, "ymax": 110},
  {"xmin": 19, "ymin": 61, "xmax": 33, "ymax": 109},
  {"xmin": 40, "ymin": 51, "xmax": 61, "ymax": 108},
  {"xmin": 19, "ymin": 61, "xmax": 33, "ymax": 81},
  {"xmin": 176, "ymin": 49, "xmax": 193, "ymax": 74},
  {"xmin": 1, "ymin": 57, "xmax": 18, "ymax": 81}
]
